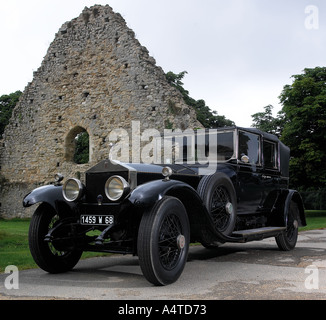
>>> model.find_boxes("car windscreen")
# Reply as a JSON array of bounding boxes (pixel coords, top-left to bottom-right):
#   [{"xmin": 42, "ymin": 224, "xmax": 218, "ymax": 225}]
[{"xmin": 159, "ymin": 130, "xmax": 234, "ymax": 164}]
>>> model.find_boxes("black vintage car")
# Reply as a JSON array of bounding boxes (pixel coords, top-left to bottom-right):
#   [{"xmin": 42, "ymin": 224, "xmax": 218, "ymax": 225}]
[{"xmin": 23, "ymin": 127, "xmax": 306, "ymax": 285}]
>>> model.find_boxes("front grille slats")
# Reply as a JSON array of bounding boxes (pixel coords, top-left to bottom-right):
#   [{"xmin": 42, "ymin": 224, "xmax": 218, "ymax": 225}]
[{"xmin": 85, "ymin": 171, "xmax": 128, "ymax": 203}]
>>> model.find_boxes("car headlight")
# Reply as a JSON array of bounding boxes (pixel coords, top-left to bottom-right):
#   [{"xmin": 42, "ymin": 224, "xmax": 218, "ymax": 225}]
[
  {"xmin": 62, "ymin": 178, "xmax": 84, "ymax": 202},
  {"xmin": 105, "ymin": 176, "xmax": 130, "ymax": 201}
]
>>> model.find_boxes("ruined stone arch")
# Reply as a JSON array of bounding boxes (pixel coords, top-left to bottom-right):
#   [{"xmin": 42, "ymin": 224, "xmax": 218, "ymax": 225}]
[
  {"xmin": 65, "ymin": 126, "xmax": 92, "ymax": 164},
  {"xmin": 0, "ymin": 4, "xmax": 201, "ymax": 218}
]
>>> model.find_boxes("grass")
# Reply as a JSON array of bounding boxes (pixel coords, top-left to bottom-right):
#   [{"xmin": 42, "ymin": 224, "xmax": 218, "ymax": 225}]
[
  {"xmin": 0, "ymin": 219, "xmax": 36, "ymax": 272},
  {"xmin": 0, "ymin": 211, "xmax": 326, "ymax": 273},
  {"xmin": 299, "ymin": 210, "xmax": 326, "ymax": 231}
]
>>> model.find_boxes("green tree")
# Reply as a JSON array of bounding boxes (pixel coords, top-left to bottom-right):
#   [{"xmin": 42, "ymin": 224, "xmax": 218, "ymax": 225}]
[
  {"xmin": 74, "ymin": 131, "xmax": 89, "ymax": 164},
  {"xmin": 279, "ymin": 67, "xmax": 326, "ymax": 189},
  {"xmin": 251, "ymin": 104, "xmax": 284, "ymax": 137},
  {"xmin": 166, "ymin": 71, "xmax": 234, "ymax": 128},
  {"xmin": 0, "ymin": 91, "xmax": 22, "ymax": 138}
]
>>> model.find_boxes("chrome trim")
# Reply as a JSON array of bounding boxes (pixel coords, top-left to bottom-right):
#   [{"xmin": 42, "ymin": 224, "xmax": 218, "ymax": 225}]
[
  {"xmin": 105, "ymin": 175, "xmax": 130, "ymax": 201},
  {"xmin": 109, "ymin": 160, "xmax": 137, "ymax": 190},
  {"xmin": 62, "ymin": 178, "xmax": 84, "ymax": 202}
]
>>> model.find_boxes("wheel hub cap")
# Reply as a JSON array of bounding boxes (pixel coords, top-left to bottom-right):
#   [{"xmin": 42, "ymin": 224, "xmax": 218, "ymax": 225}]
[
  {"xmin": 293, "ymin": 220, "xmax": 299, "ymax": 229},
  {"xmin": 225, "ymin": 202, "xmax": 233, "ymax": 215},
  {"xmin": 177, "ymin": 235, "xmax": 186, "ymax": 250}
]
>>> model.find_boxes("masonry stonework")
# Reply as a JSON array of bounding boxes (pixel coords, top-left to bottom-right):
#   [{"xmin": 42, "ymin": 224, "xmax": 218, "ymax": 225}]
[{"xmin": 0, "ymin": 5, "xmax": 201, "ymax": 218}]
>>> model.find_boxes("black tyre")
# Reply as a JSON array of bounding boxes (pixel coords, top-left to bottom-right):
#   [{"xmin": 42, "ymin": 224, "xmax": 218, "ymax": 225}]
[
  {"xmin": 197, "ymin": 172, "xmax": 237, "ymax": 237},
  {"xmin": 29, "ymin": 203, "xmax": 83, "ymax": 273},
  {"xmin": 275, "ymin": 201, "xmax": 299, "ymax": 251},
  {"xmin": 137, "ymin": 196, "xmax": 190, "ymax": 286}
]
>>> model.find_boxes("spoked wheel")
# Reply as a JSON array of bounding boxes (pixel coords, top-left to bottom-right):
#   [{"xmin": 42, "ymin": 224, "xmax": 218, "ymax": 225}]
[
  {"xmin": 29, "ymin": 203, "xmax": 83, "ymax": 273},
  {"xmin": 197, "ymin": 173, "xmax": 237, "ymax": 236},
  {"xmin": 276, "ymin": 201, "xmax": 299, "ymax": 251},
  {"xmin": 210, "ymin": 185, "xmax": 234, "ymax": 234},
  {"xmin": 137, "ymin": 196, "xmax": 190, "ymax": 286}
]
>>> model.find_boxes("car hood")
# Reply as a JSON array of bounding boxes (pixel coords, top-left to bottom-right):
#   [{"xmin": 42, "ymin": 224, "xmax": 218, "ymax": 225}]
[{"xmin": 86, "ymin": 159, "xmax": 199, "ymax": 176}]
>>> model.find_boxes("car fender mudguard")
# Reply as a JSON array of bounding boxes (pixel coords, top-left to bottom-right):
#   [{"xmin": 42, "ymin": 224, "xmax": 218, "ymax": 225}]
[
  {"xmin": 128, "ymin": 179, "xmax": 231, "ymax": 243},
  {"xmin": 271, "ymin": 189, "xmax": 306, "ymax": 227},
  {"xmin": 23, "ymin": 185, "xmax": 74, "ymax": 215},
  {"xmin": 128, "ymin": 179, "xmax": 202, "ymax": 208},
  {"xmin": 284, "ymin": 189, "xmax": 306, "ymax": 227}
]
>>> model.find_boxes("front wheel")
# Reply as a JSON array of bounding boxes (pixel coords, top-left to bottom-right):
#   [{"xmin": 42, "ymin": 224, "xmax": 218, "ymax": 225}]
[
  {"xmin": 29, "ymin": 203, "xmax": 83, "ymax": 273},
  {"xmin": 137, "ymin": 196, "xmax": 190, "ymax": 286}
]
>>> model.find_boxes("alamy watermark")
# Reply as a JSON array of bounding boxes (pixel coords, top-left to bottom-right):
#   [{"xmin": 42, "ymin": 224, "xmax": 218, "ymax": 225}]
[
  {"xmin": 305, "ymin": 265, "xmax": 319, "ymax": 290},
  {"xmin": 0, "ymin": 264, "xmax": 323, "ymax": 292},
  {"xmin": 4, "ymin": 265, "xmax": 19, "ymax": 290},
  {"xmin": 305, "ymin": 5, "xmax": 319, "ymax": 30},
  {"xmin": 108, "ymin": 121, "xmax": 223, "ymax": 175}
]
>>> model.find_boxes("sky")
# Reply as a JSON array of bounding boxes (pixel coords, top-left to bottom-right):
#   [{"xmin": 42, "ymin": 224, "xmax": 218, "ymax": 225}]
[{"xmin": 0, "ymin": 0, "xmax": 325, "ymax": 127}]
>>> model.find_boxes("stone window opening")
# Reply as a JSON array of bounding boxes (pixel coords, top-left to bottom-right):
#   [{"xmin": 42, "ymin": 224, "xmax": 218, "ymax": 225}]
[{"xmin": 65, "ymin": 126, "xmax": 91, "ymax": 164}]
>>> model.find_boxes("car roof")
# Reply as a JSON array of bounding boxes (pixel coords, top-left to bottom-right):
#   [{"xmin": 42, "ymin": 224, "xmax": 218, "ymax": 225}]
[
  {"xmin": 199, "ymin": 126, "xmax": 290, "ymax": 177},
  {"xmin": 235, "ymin": 126, "xmax": 280, "ymax": 143}
]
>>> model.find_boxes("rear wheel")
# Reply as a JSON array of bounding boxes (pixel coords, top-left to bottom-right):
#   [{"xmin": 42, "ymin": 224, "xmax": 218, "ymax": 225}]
[
  {"xmin": 137, "ymin": 196, "xmax": 190, "ymax": 286},
  {"xmin": 29, "ymin": 203, "xmax": 83, "ymax": 273},
  {"xmin": 275, "ymin": 201, "xmax": 299, "ymax": 251}
]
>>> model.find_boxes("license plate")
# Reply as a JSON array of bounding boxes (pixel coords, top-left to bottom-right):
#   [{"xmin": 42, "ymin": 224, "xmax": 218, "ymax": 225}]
[{"xmin": 80, "ymin": 215, "xmax": 114, "ymax": 226}]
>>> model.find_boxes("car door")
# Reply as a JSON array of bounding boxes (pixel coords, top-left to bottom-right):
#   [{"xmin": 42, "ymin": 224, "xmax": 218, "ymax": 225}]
[
  {"xmin": 236, "ymin": 130, "xmax": 264, "ymax": 214},
  {"xmin": 260, "ymin": 139, "xmax": 281, "ymax": 211}
]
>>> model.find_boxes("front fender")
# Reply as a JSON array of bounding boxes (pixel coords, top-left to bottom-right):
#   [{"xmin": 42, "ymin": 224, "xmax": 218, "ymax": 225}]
[
  {"xmin": 128, "ymin": 179, "xmax": 241, "ymax": 244},
  {"xmin": 128, "ymin": 179, "xmax": 199, "ymax": 208},
  {"xmin": 23, "ymin": 184, "xmax": 73, "ymax": 214}
]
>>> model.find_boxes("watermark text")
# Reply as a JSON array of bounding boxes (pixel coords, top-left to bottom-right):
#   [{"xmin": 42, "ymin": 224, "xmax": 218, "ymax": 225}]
[
  {"xmin": 4, "ymin": 265, "xmax": 19, "ymax": 290},
  {"xmin": 305, "ymin": 5, "xmax": 319, "ymax": 30}
]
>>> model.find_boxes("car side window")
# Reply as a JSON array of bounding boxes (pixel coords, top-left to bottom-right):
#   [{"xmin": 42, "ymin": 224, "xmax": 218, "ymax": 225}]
[
  {"xmin": 263, "ymin": 140, "xmax": 278, "ymax": 170},
  {"xmin": 238, "ymin": 131, "xmax": 260, "ymax": 165}
]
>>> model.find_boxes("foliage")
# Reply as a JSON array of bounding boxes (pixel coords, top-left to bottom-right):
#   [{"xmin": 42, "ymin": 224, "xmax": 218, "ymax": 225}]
[
  {"xmin": 300, "ymin": 189, "xmax": 326, "ymax": 210},
  {"xmin": 279, "ymin": 67, "xmax": 326, "ymax": 189},
  {"xmin": 251, "ymin": 104, "xmax": 284, "ymax": 137},
  {"xmin": 0, "ymin": 91, "xmax": 22, "ymax": 138},
  {"xmin": 74, "ymin": 131, "xmax": 90, "ymax": 164},
  {"xmin": 251, "ymin": 67, "xmax": 326, "ymax": 190},
  {"xmin": 166, "ymin": 71, "xmax": 234, "ymax": 128}
]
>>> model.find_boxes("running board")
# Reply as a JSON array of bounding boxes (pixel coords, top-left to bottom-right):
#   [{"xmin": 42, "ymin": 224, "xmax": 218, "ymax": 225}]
[{"xmin": 231, "ymin": 227, "xmax": 286, "ymax": 243}]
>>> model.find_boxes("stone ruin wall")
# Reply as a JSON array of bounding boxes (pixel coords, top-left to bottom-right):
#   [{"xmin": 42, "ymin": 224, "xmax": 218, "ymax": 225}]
[{"xmin": 0, "ymin": 5, "xmax": 202, "ymax": 218}]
